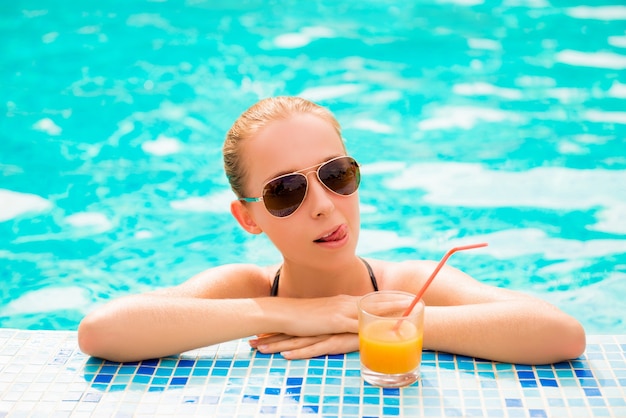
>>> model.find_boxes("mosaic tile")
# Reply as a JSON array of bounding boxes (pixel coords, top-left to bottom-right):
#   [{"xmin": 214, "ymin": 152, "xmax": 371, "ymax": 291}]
[{"xmin": 0, "ymin": 331, "xmax": 625, "ymax": 417}]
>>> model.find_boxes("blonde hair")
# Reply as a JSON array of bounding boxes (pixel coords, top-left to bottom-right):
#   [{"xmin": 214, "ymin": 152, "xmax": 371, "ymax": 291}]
[{"xmin": 223, "ymin": 96, "xmax": 344, "ymax": 198}]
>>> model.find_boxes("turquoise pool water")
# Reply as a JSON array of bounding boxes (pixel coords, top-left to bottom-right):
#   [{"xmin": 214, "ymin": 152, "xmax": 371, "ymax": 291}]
[{"xmin": 1, "ymin": 1, "xmax": 625, "ymax": 333}]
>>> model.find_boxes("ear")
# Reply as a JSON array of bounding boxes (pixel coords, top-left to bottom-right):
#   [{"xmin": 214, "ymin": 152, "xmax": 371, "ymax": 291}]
[{"xmin": 230, "ymin": 200, "xmax": 263, "ymax": 234}]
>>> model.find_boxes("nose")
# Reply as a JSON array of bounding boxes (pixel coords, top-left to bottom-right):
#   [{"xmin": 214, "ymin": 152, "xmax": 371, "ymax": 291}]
[{"xmin": 303, "ymin": 171, "xmax": 334, "ymax": 218}]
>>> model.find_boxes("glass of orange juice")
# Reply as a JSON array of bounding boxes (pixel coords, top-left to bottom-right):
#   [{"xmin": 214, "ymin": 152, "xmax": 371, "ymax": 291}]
[{"xmin": 358, "ymin": 291, "xmax": 424, "ymax": 387}]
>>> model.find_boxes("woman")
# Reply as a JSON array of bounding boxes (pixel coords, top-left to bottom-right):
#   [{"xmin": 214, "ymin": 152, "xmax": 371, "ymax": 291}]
[{"xmin": 78, "ymin": 96, "xmax": 586, "ymax": 364}]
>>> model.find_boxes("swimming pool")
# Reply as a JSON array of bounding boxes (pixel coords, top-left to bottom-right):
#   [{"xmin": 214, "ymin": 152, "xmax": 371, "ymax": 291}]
[{"xmin": 1, "ymin": 0, "xmax": 625, "ymax": 334}]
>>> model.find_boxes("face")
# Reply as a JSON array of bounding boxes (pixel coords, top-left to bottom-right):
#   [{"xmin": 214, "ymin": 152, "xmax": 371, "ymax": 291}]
[{"xmin": 235, "ymin": 113, "xmax": 361, "ymax": 267}]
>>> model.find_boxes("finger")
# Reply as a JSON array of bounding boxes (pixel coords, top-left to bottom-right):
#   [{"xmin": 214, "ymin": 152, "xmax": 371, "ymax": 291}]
[
  {"xmin": 282, "ymin": 334, "xmax": 358, "ymax": 360},
  {"xmin": 249, "ymin": 333, "xmax": 290, "ymax": 348},
  {"xmin": 258, "ymin": 335, "xmax": 328, "ymax": 354}
]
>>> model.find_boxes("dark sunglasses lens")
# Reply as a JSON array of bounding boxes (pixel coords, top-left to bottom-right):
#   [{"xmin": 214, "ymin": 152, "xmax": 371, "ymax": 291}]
[
  {"xmin": 319, "ymin": 157, "xmax": 360, "ymax": 195},
  {"xmin": 263, "ymin": 174, "xmax": 307, "ymax": 217}
]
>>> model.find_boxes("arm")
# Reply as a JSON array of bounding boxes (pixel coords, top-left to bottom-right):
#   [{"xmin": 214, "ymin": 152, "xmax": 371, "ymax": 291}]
[
  {"xmin": 403, "ymin": 261, "xmax": 586, "ymax": 364},
  {"xmin": 78, "ymin": 264, "xmax": 359, "ymax": 362}
]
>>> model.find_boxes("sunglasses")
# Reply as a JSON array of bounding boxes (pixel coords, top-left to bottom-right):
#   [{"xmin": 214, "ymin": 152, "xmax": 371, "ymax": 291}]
[{"xmin": 239, "ymin": 156, "xmax": 361, "ymax": 218}]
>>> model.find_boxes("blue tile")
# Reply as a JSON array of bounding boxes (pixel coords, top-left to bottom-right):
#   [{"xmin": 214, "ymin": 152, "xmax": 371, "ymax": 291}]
[
  {"xmin": 579, "ymin": 378, "xmax": 599, "ymax": 387},
  {"xmin": 529, "ymin": 409, "xmax": 547, "ymax": 417},
  {"xmin": 327, "ymin": 360, "xmax": 344, "ymax": 368},
  {"xmin": 94, "ymin": 374, "xmax": 113, "ymax": 383},
  {"xmin": 539, "ymin": 379, "xmax": 558, "ymax": 387},
  {"xmin": 517, "ymin": 371, "xmax": 535, "ymax": 379},
  {"xmin": 152, "ymin": 377, "xmax": 169, "ymax": 385},
  {"xmin": 457, "ymin": 361, "xmax": 474, "ymax": 370},
  {"xmin": 177, "ymin": 359, "xmax": 194, "ymax": 368},
  {"xmin": 363, "ymin": 396, "xmax": 380, "ymax": 405},
  {"xmin": 575, "ymin": 369, "xmax": 594, "ymax": 378},
  {"xmin": 584, "ymin": 388, "xmax": 602, "ymax": 397},
  {"xmin": 160, "ymin": 359, "xmax": 177, "ymax": 367},
  {"xmin": 155, "ymin": 368, "xmax": 173, "ymax": 377},
  {"xmin": 326, "ymin": 369, "xmax": 342, "ymax": 376},
  {"xmin": 344, "ymin": 396, "xmax": 360, "ymax": 404},
  {"xmin": 215, "ymin": 360, "xmax": 232, "ymax": 368},
  {"xmin": 264, "ymin": 387, "xmax": 280, "ymax": 395},
  {"xmin": 195, "ymin": 359, "xmax": 212, "ymax": 368},
  {"xmin": 260, "ymin": 406, "xmax": 277, "ymax": 413},
  {"xmin": 324, "ymin": 377, "xmax": 342, "ymax": 385},
  {"xmin": 303, "ymin": 395, "xmax": 319, "ymax": 403},
  {"xmin": 132, "ymin": 375, "xmax": 150, "ymax": 384},
  {"xmin": 307, "ymin": 367, "xmax": 324, "ymax": 376},
  {"xmin": 322, "ymin": 405, "xmax": 339, "ymax": 414},
  {"xmin": 520, "ymin": 380, "xmax": 538, "ymax": 388},
  {"xmin": 170, "ymin": 377, "xmax": 188, "ymax": 385},
  {"xmin": 383, "ymin": 397, "xmax": 400, "ymax": 406},
  {"xmin": 383, "ymin": 406, "xmax": 400, "ymax": 415},
  {"xmin": 479, "ymin": 372, "xmax": 497, "ymax": 380},
  {"xmin": 505, "ymin": 399, "xmax": 523, "ymax": 407},
  {"xmin": 287, "ymin": 377, "xmax": 303, "ymax": 386},
  {"xmin": 438, "ymin": 353, "xmax": 454, "ymax": 361},
  {"xmin": 174, "ymin": 368, "xmax": 191, "ymax": 376},
  {"xmin": 301, "ymin": 405, "xmax": 319, "ymax": 414},
  {"xmin": 137, "ymin": 366, "xmax": 155, "ymax": 375},
  {"xmin": 285, "ymin": 387, "xmax": 301, "ymax": 395},
  {"xmin": 118, "ymin": 365, "xmax": 137, "ymax": 375},
  {"xmin": 192, "ymin": 368, "xmax": 210, "ymax": 376},
  {"xmin": 536, "ymin": 370, "xmax": 555, "ymax": 378},
  {"xmin": 100, "ymin": 365, "xmax": 118, "ymax": 374},
  {"xmin": 233, "ymin": 360, "xmax": 249, "ymax": 368},
  {"xmin": 383, "ymin": 388, "xmax": 400, "ymax": 396}
]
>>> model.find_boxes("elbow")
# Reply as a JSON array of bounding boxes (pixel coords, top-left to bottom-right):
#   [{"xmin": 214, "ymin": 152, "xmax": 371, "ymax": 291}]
[
  {"xmin": 77, "ymin": 313, "xmax": 104, "ymax": 359},
  {"xmin": 561, "ymin": 318, "xmax": 586, "ymax": 360},
  {"xmin": 77, "ymin": 311, "xmax": 124, "ymax": 362},
  {"xmin": 541, "ymin": 315, "xmax": 586, "ymax": 364}
]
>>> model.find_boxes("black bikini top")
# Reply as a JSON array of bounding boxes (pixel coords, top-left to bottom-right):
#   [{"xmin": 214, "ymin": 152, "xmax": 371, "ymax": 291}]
[{"xmin": 270, "ymin": 257, "xmax": 379, "ymax": 296}]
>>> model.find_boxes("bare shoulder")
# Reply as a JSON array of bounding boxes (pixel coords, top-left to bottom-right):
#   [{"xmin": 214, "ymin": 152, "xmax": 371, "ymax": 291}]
[
  {"xmin": 153, "ymin": 263, "xmax": 279, "ymax": 299},
  {"xmin": 369, "ymin": 259, "xmax": 438, "ymax": 292},
  {"xmin": 367, "ymin": 258, "xmax": 529, "ymax": 305}
]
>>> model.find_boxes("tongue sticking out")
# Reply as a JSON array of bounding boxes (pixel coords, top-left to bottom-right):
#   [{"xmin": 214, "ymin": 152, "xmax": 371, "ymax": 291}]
[{"xmin": 315, "ymin": 226, "xmax": 346, "ymax": 243}]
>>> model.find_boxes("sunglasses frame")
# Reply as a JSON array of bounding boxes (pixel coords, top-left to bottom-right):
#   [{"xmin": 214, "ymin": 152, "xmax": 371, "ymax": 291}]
[{"xmin": 239, "ymin": 155, "xmax": 361, "ymax": 218}]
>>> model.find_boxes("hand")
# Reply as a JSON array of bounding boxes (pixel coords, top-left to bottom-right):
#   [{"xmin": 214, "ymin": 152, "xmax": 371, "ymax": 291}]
[{"xmin": 249, "ymin": 332, "xmax": 359, "ymax": 360}]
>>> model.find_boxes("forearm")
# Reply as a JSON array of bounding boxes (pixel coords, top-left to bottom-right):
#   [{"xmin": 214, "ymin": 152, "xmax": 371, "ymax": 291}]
[
  {"xmin": 78, "ymin": 294, "xmax": 357, "ymax": 362},
  {"xmin": 423, "ymin": 301, "xmax": 586, "ymax": 365},
  {"xmin": 78, "ymin": 295, "xmax": 276, "ymax": 362}
]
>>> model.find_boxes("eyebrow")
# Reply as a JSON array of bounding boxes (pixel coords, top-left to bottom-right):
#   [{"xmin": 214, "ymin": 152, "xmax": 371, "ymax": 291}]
[{"xmin": 264, "ymin": 154, "xmax": 344, "ymax": 183}]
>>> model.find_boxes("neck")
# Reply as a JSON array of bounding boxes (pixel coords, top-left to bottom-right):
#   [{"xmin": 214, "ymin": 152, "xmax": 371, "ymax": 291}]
[{"xmin": 277, "ymin": 256, "xmax": 374, "ymax": 298}]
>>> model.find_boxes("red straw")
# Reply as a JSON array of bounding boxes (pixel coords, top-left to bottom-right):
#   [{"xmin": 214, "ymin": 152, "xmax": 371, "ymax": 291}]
[{"xmin": 398, "ymin": 242, "xmax": 488, "ymax": 321}]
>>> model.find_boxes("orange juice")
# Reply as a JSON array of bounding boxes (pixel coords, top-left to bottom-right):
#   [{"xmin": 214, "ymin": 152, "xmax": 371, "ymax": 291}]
[{"xmin": 359, "ymin": 319, "xmax": 423, "ymax": 374}]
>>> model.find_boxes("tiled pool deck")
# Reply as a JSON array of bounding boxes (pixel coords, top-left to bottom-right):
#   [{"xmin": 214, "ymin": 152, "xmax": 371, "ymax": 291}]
[{"xmin": 0, "ymin": 330, "xmax": 624, "ymax": 417}]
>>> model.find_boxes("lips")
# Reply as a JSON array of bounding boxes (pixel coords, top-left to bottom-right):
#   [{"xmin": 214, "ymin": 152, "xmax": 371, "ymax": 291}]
[{"xmin": 314, "ymin": 225, "xmax": 347, "ymax": 243}]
